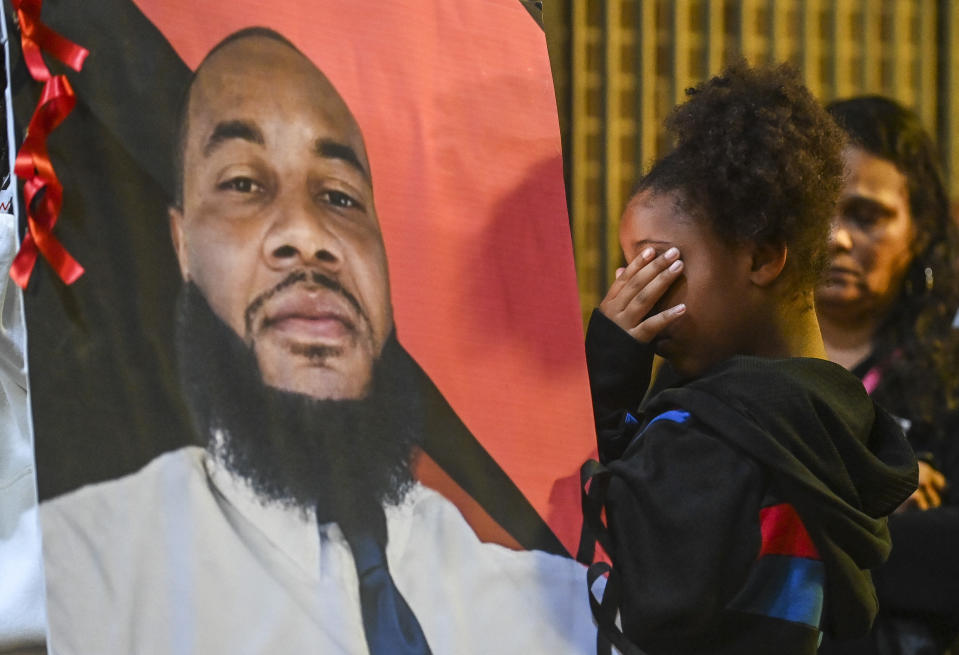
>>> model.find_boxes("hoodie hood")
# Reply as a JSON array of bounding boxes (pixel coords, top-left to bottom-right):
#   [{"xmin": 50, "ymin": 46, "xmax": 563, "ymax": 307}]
[{"xmin": 648, "ymin": 355, "xmax": 917, "ymax": 638}]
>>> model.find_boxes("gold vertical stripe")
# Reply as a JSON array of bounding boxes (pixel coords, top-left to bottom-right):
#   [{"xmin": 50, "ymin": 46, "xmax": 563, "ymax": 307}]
[
  {"xmin": 771, "ymin": 0, "xmax": 791, "ymax": 64},
  {"xmin": 890, "ymin": 0, "xmax": 912, "ymax": 102},
  {"xmin": 638, "ymin": 0, "xmax": 657, "ymax": 172},
  {"xmin": 947, "ymin": 1, "xmax": 959, "ymax": 195},
  {"xmin": 674, "ymin": 0, "xmax": 693, "ymax": 104},
  {"xmin": 802, "ymin": 0, "xmax": 823, "ymax": 97},
  {"xmin": 606, "ymin": 0, "xmax": 625, "ymax": 280},
  {"xmin": 571, "ymin": 1, "xmax": 592, "ymax": 309},
  {"xmin": 833, "ymin": 0, "xmax": 853, "ymax": 97},
  {"xmin": 916, "ymin": 0, "xmax": 937, "ymax": 134},
  {"xmin": 707, "ymin": 0, "xmax": 726, "ymax": 75},
  {"xmin": 860, "ymin": 0, "xmax": 880, "ymax": 91},
  {"xmin": 586, "ymin": 23, "xmax": 605, "ymax": 309},
  {"xmin": 740, "ymin": 0, "xmax": 760, "ymax": 62}
]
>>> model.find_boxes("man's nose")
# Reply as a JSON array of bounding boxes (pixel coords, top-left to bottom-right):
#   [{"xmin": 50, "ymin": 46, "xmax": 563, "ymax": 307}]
[
  {"xmin": 829, "ymin": 219, "xmax": 854, "ymax": 252},
  {"xmin": 262, "ymin": 197, "xmax": 342, "ymax": 270}
]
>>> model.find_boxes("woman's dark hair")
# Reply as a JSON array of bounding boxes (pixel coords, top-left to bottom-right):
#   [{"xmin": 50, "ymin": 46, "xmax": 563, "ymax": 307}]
[
  {"xmin": 827, "ymin": 96, "xmax": 959, "ymax": 444},
  {"xmin": 636, "ymin": 61, "xmax": 845, "ymax": 294}
]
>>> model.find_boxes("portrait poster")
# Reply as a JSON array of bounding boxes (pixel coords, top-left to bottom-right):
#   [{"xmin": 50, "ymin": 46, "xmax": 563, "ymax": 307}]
[{"xmin": 5, "ymin": 0, "xmax": 600, "ymax": 652}]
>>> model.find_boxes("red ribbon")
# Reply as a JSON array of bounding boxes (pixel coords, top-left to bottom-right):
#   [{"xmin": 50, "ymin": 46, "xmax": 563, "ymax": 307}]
[
  {"xmin": 13, "ymin": 0, "xmax": 89, "ymax": 81},
  {"xmin": 9, "ymin": 0, "xmax": 88, "ymax": 287}
]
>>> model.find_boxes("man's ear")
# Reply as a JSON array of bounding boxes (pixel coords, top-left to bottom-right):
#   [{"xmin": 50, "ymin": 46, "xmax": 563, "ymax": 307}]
[
  {"xmin": 169, "ymin": 206, "xmax": 191, "ymax": 281},
  {"xmin": 749, "ymin": 241, "xmax": 787, "ymax": 287}
]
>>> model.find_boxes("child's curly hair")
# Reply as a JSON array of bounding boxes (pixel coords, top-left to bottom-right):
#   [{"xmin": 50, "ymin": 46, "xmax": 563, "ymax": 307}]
[{"xmin": 637, "ymin": 61, "xmax": 845, "ymax": 293}]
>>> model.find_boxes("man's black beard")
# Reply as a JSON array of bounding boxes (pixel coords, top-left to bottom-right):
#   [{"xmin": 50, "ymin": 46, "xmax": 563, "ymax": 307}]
[{"xmin": 175, "ymin": 282, "xmax": 422, "ymax": 533}]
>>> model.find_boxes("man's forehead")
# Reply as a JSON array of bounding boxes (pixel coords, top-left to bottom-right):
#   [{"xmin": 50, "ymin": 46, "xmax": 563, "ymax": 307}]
[
  {"xmin": 194, "ymin": 38, "xmax": 348, "ymax": 115},
  {"xmin": 185, "ymin": 37, "xmax": 367, "ymax": 156},
  {"xmin": 197, "ymin": 34, "xmax": 316, "ymax": 82}
]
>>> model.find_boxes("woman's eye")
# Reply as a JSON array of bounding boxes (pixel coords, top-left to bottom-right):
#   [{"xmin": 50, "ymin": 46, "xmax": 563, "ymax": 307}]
[
  {"xmin": 845, "ymin": 206, "xmax": 877, "ymax": 225},
  {"xmin": 218, "ymin": 177, "xmax": 263, "ymax": 194},
  {"xmin": 842, "ymin": 198, "xmax": 894, "ymax": 227},
  {"xmin": 323, "ymin": 190, "xmax": 364, "ymax": 211}
]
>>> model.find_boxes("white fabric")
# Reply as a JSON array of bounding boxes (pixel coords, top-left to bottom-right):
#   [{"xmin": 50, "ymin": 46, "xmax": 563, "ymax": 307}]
[
  {"xmin": 2, "ymin": 1, "xmax": 48, "ymax": 648},
  {"xmin": 1, "ymin": 6, "xmax": 48, "ymax": 650},
  {"xmin": 41, "ymin": 446, "xmax": 597, "ymax": 654},
  {"xmin": 0, "ymin": 209, "xmax": 47, "ymax": 652}
]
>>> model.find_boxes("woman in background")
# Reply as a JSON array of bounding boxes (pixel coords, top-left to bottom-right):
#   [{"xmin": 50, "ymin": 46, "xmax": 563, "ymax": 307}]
[{"xmin": 817, "ymin": 95, "xmax": 959, "ymax": 655}]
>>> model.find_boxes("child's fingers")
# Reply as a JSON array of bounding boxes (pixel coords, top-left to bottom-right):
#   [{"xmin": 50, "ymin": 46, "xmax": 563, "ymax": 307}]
[
  {"xmin": 618, "ymin": 258, "xmax": 683, "ymax": 327},
  {"xmin": 629, "ymin": 303, "xmax": 686, "ymax": 343},
  {"xmin": 602, "ymin": 247, "xmax": 679, "ymax": 318},
  {"xmin": 602, "ymin": 247, "xmax": 656, "ymax": 308}
]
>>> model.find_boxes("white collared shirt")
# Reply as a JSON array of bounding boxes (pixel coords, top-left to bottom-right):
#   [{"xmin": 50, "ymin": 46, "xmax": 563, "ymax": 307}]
[
  {"xmin": 41, "ymin": 446, "xmax": 597, "ymax": 654},
  {"xmin": 0, "ymin": 209, "xmax": 47, "ymax": 651}
]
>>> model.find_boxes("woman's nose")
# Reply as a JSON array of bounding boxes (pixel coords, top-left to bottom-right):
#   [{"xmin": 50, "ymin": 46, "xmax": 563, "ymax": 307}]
[{"xmin": 829, "ymin": 221, "xmax": 854, "ymax": 252}]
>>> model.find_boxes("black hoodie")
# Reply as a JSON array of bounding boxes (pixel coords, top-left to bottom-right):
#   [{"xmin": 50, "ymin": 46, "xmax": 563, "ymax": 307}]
[{"xmin": 582, "ymin": 311, "xmax": 918, "ymax": 655}]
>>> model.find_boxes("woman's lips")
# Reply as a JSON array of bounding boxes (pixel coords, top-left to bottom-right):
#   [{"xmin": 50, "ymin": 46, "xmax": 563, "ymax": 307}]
[{"xmin": 824, "ymin": 264, "xmax": 861, "ymax": 280}]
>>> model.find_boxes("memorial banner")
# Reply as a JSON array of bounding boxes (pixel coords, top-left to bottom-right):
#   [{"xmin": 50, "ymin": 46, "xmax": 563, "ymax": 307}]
[{"xmin": 6, "ymin": 1, "xmax": 600, "ymax": 652}]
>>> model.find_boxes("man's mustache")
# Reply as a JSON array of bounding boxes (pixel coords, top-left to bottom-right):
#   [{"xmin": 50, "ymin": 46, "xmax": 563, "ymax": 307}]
[{"xmin": 243, "ymin": 270, "xmax": 369, "ymax": 339}]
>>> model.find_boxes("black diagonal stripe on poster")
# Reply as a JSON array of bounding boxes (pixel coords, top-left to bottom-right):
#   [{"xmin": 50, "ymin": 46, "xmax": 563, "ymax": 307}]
[
  {"xmin": 6, "ymin": 0, "xmax": 195, "ymax": 499},
  {"xmin": 7, "ymin": 0, "xmax": 566, "ymax": 556},
  {"xmin": 517, "ymin": 0, "xmax": 545, "ymax": 29}
]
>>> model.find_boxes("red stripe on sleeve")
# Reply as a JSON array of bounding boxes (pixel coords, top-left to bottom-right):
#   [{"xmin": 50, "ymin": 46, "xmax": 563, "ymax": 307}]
[{"xmin": 759, "ymin": 503, "xmax": 820, "ymax": 559}]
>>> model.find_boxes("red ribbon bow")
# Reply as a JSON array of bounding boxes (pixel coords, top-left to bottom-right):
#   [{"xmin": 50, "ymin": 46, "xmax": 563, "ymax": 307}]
[
  {"xmin": 9, "ymin": 76, "xmax": 84, "ymax": 287},
  {"xmin": 13, "ymin": 0, "xmax": 88, "ymax": 81},
  {"xmin": 9, "ymin": 0, "xmax": 88, "ymax": 288}
]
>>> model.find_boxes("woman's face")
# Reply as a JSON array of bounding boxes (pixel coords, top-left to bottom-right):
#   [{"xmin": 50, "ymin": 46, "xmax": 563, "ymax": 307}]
[{"xmin": 816, "ymin": 146, "xmax": 917, "ymax": 324}]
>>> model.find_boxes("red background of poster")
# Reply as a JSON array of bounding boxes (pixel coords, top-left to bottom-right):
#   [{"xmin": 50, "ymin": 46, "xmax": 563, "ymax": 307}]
[{"xmin": 130, "ymin": 0, "xmax": 595, "ymax": 553}]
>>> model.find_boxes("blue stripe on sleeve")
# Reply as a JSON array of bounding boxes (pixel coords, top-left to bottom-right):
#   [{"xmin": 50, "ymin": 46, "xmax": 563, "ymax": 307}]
[
  {"xmin": 645, "ymin": 409, "xmax": 690, "ymax": 429},
  {"xmin": 728, "ymin": 555, "xmax": 825, "ymax": 628},
  {"xmin": 627, "ymin": 409, "xmax": 690, "ymax": 448}
]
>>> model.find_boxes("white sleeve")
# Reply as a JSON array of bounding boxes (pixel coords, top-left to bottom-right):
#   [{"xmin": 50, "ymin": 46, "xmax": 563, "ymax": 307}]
[{"xmin": 0, "ymin": 5, "xmax": 48, "ymax": 650}]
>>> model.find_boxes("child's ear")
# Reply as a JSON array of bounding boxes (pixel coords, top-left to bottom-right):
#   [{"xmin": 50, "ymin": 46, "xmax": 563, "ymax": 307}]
[{"xmin": 749, "ymin": 241, "xmax": 787, "ymax": 287}]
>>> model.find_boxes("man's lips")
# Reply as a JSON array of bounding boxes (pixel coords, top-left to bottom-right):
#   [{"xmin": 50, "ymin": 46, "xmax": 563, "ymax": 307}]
[{"xmin": 259, "ymin": 291, "xmax": 357, "ymax": 341}]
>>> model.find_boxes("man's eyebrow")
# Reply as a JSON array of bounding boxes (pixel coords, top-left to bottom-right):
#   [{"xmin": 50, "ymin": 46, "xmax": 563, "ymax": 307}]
[
  {"xmin": 203, "ymin": 120, "xmax": 265, "ymax": 157},
  {"xmin": 315, "ymin": 138, "xmax": 370, "ymax": 181}
]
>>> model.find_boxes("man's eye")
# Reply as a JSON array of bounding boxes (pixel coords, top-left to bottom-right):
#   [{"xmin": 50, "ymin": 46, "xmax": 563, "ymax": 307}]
[
  {"xmin": 323, "ymin": 190, "xmax": 363, "ymax": 211},
  {"xmin": 218, "ymin": 177, "xmax": 263, "ymax": 194}
]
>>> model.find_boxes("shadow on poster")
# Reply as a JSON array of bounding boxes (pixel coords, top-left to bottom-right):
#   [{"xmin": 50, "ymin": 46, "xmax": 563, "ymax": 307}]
[{"xmin": 6, "ymin": 0, "xmax": 600, "ymax": 652}]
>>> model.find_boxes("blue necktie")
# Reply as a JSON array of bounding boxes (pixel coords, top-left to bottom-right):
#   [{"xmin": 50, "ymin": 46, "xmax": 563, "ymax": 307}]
[{"xmin": 342, "ymin": 524, "xmax": 432, "ymax": 655}]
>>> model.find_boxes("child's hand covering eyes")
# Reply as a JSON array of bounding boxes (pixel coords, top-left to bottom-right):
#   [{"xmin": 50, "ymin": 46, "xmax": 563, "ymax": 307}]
[{"xmin": 599, "ymin": 246, "xmax": 686, "ymax": 343}]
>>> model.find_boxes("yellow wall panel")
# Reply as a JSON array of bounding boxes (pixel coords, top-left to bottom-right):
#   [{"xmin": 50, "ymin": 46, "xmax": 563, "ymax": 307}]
[{"xmin": 545, "ymin": 0, "xmax": 956, "ymax": 320}]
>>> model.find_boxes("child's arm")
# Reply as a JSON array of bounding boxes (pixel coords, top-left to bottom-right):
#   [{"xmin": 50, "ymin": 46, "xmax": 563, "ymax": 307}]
[
  {"xmin": 585, "ymin": 310, "xmax": 654, "ymax": 463},
  {"xmin": 604, "ymin": 416, "xmax": 765, "ymax": 650},
  {"xmin": 585, "ymin": 246, "xmax": 685, "ymax": 462}
]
